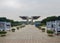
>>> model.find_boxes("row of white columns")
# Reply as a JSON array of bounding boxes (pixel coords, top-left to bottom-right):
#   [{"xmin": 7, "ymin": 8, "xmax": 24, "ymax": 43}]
[{"xmin": 26, "ymin": 17, "xmax": 33, "ymax": 25}]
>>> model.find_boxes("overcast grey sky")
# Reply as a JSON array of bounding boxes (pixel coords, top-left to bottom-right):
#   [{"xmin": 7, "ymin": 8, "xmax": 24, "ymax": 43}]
[{"xmin": 0, "ymin": 0, "xmax": 60, "ymax": 21}]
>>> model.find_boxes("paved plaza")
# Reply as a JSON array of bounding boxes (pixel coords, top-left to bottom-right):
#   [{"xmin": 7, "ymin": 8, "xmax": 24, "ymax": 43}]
[{"xmin": 0, "ymin": 25, "xmax": 60, "ymax": 43}]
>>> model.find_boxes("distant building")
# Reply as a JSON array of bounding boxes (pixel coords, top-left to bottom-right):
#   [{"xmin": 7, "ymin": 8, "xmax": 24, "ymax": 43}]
[
  {"xmin": 0, "ymin": 22, "xmax": 11, "ymax": 31},
  {"xmin": 46, "ymin": 20, "xmax": 60, "ymax": 34},
  {"xmin": 35, "ymin": 21, "xmax": 41, "ymax": 27}
]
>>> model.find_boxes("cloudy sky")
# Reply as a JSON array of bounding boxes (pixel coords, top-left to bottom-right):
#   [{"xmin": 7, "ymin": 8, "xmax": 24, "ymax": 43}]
[{"xmin": 0, "ymin": 0, "xmax": 60, "ymax": 21}]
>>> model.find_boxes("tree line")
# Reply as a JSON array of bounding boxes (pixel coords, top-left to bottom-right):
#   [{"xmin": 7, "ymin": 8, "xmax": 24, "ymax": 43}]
[
  {"xmin": 41, "ymin": 16, "xmax": 60, "ymax": 26},
  {"xmin": 0, "ymin": 16, "xmax": 60, "ymax": 26},
  {"xmin": 0, "ymin": 17, "xmax": 25, "ymax": 27}
]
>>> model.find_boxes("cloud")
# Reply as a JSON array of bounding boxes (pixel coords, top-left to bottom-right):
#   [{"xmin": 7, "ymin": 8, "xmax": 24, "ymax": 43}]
[{"xmin": 0, "ymin": 0, "xmax": 60, "ymax": 21}]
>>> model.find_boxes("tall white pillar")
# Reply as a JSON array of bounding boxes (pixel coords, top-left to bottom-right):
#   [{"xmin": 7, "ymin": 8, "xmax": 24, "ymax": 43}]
[
  {"xmin": 31, "ymin": 17, "xmax": 33, "ymax": 25},
  {"xmin": 27, "ymin": 17, "xmax": 29, "ymax": 24}
]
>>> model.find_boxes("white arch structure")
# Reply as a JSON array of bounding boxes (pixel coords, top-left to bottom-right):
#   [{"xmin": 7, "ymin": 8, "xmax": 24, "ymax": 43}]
[{"xmin": 19, "ymin": 16, "xmax": 40, "ymax": 24}]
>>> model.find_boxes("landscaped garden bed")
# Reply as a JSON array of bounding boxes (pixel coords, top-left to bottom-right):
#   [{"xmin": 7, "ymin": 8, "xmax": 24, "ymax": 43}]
[
  {"xmin": 47, "ymin": 30, "xmax": 54, "ymax": 37},
  {"xmin": 0, "ymin": 31, "xmax": 7, "ymax": 37},
  {"xmin": 11, "ymin": 28, "xmax": 15, "ymax": 32},
  {"xmin": 41, "ymin": 28, "xmax": 45, "ymax": 32},
  {"xmin": 20, "ymin": 25, "xmax": 25, "ymax": 28},
  {"xmin": 17, "ymin": 27, "xmax": 19, "ymax": 30}
]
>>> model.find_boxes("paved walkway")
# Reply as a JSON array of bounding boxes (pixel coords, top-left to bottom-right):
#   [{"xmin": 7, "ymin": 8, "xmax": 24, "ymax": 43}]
[{"xmin": 0, "ymin": 25, "xmax": 60, "ymax": 43}]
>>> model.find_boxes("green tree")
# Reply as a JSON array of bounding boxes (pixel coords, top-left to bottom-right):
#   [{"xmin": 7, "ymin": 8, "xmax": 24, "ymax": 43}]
[{"xmin": 41, "ymin": 16, "xmax": 57, "ymax": 26}]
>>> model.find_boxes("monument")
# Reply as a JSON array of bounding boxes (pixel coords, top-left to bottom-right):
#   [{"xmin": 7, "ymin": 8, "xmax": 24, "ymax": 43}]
[{"xmin": 19, "ymin": 16, "xmax": 40, "ymax": 25}]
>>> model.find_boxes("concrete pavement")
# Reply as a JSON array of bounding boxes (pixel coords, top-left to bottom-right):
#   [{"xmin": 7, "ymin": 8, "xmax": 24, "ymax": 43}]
[{"xmin": 0, "ymin": 25, "xmax": 60, "ymax": 43}]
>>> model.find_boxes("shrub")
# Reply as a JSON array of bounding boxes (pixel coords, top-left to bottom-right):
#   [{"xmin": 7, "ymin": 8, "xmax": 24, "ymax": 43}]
[
  {"xmin": 0, "ymin": 31, "xmax": 7, "ymax": 34},
  {"xmin": 42, "ymin": 28, "xmax": 45, "ymax": 30},
  {"xmin": 12, "ymin": 29, "xmax": 15, "ymax": 32},
  {"xmin": 41, "ymin": 28, "xmax": 45, "ymax": 32},
  {"xmin": 20, "ymin": 25, "xmax": 25, "ymax": 28},
  {"xmin": 47, "ymin": 30, "xmax": 54, "ymax": 34},
  {"xmin": 0, "ymin": 31, "xmax": 7, "ymax": 37},
  {"xmin": 17, "ymin": 27, "xmax": 19, "ymax": 30},
  {"xmin": 47, "ymin": 30, "xmax": 54, "ymax": 37}
]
